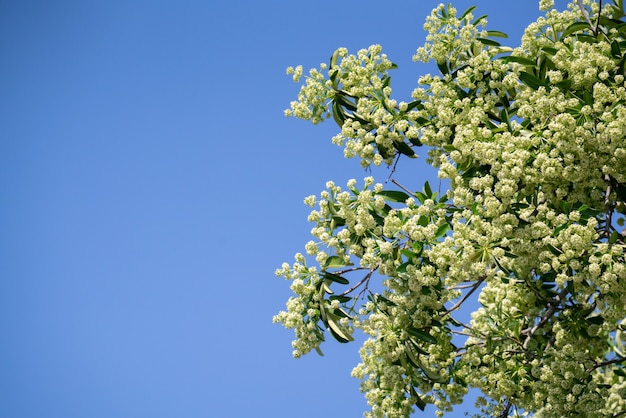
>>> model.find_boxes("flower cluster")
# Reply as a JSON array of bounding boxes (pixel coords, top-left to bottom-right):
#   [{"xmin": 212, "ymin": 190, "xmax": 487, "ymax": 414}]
[{"xmin": 277, "ymin": 1, "xmax": 626, "ymax": 416}]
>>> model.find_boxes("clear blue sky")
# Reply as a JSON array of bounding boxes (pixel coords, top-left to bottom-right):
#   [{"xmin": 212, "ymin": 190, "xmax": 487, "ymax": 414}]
[{"xmin": 0, "ymin": 1, "xmax": 567, "ymax": 417}]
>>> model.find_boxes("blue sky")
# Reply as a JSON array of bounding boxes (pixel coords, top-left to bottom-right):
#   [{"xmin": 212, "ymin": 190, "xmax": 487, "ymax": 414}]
[{"xmin": 1, "ymin": 1, "xmax": 567, "ymax": 417}]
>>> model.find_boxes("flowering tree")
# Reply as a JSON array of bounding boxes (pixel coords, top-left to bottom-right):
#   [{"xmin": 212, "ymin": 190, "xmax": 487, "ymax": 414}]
[{"xmin": 274, "ymin": 1, "xmax": 626, "ymax": 416}]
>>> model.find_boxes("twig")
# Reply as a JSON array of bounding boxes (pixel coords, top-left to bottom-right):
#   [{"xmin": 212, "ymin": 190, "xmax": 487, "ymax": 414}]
[
  {"xmin": 386, "ymin": 153, "xmax": 402, "ymax": 183},
  {"xmin": 340, "ymin": 269, "xmax": 374, "ymax": 296},
  {"xmin": 521, "ymin": 288, "xmax": 569, "ymax": 350},
  {"xmin": 443, "ymin": 276, "xmax": 485, "ymax": 316},
  {"xmin": 391, "ymin": 178, "xmax": 415, "ymax": 196},
  {"xmin": 586, "ymin": 355, "xmax": 626, "ymax": 373}
]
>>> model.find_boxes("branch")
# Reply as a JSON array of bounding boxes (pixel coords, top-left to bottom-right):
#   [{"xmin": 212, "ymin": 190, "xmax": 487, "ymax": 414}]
[
  {"xmin": 443, "ymin": 276, "xmax": 485, "ymax": 316},
  {"xmin": 586, "ymin": 355, "xmax": 626, "ymax": 373},
  {"xmin": 521, "ymin": 288, "xmax": 569, "ymax": 350},
  {"xmin": 577, "ymin": 0, "xmax": 596, "ymax": 33},
  {"xmin": 390, "ymin": 178, "xmax": 414, "ymax": 196},
  {"xmin": 340, "ymin": 269, "xmax": 374, "ymax": 297}
]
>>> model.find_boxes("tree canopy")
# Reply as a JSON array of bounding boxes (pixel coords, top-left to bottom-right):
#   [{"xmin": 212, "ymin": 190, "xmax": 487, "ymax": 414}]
[{"xmin": 274, "ymin": 1, "xmax": 626, "ymax": 416}]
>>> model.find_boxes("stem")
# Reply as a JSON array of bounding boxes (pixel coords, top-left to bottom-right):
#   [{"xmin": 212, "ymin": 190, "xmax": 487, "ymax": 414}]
[{"xmin": 443, "ymin": 276, "xmax": 485, "ymax": 316}]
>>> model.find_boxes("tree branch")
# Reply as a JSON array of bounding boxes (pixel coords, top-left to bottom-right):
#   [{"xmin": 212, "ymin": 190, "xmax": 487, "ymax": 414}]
[
  {"xmin": 443, "ymin": 276, "xmax": 485, "ymax": 316},
  {"xmin": 521, "ymin": 288, "xmax": 569, "ymax": 350}
]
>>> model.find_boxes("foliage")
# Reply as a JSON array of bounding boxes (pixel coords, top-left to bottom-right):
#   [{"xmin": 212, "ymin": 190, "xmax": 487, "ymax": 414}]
[{"xmin": 275, "ymin": 1, "xmax": 626, "ymax": 416}]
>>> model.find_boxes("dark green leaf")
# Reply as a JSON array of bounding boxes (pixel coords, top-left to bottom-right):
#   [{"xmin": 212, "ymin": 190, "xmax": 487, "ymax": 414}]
[
  {"xmin": 405, "ymin": 100, "xmax": 423, "ymax": 112},
  {"xmin": 486, "ymin": 30, "xmax": 508, "ymax": 38},
  {"xmin": 476, "ymin": 37, "xmax": 501, "ymax": 47},
  {"xmin": 407, "ymin": 327, "xmax": 437, "ymax": 344},
  {"xmin": 434, "ymin": 223, "xmax": 450, "ymax": 239},
  {"xmin": 460, "ymin": 5, "xmax": 477, "ymax": 20},
  {"xmin": 324, "ymin": 256, "xmax": 352, "ymax": 269},
  {"xmin": 615, "ymin": 368, "xmax": 626, "ymax": 377},
  {"xmin": 472, "ymin": 14, "xmax": 488, "ymax": 26},
  {"xmin": 519, "ymin": 71, "xmax": 546, "ymax": 89},
  {"xmin": 377, "ymin": 190, "xmax": 411, "ymax": 203},
  {"xmin": 323, "ymin": 272, "xmax": 349, "ymax": 285},
  {"xmin": 423, "ymin": 181, "xmax": 433, "ymax": 197},
  {"xmin": 331, "ymin": 101, "xmax": 346, "ymax": 127},
  {"xmin": 329, "ymin": 295, "xmax": 351, "ymax": 303},
  {"xmin": 327, "ymin": 319, "xmax": 352, "ymax": 343},
  {"xmin": 499, "ymin": 55, "xmax": 536, "ymax": 67},
  {"xmin": 392, "ymin": 140, "xmax": 416, "ymax": 157},
  {"xmin": 437, "ymin": 60, "xmax": 449, "ymax": 76},
  {"xmin": 561, "ymin": 21, "xmax": 592, "ymax": 39},
  {"xmin": 410, "ymin": 387, "xmax": 427, "ymax": 411}
]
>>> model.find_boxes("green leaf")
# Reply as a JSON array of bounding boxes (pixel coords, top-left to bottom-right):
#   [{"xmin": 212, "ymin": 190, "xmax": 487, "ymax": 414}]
[
  {"xmin": 377, "ymin": 190, "xmax": 410, "ymax": 203},
  {"xmin": 460, "ymin": 5, "xmax": 477, "ymax": 20},
  {"xmin": 486, "ymin": 30, "xmax": 508, "ymax": 38},
  {"xmin": 472, "ymin": 14, "xmax": 488, "ymax": 26},
  {"xmin": 476, "ymin": 37, "xmax": 501, "ymax": 47},
  {"xmin": 335, "ymin": 93, "xmax": 357, "ymax": 111},
  {"xmin": 423, "ymin": 181, "xmax": 433, "ymax": 197},
  {"xmin": 324, "ymin": 256, "xmax": 352, "ymax": 269},
  {"xmin": 327, "ymin": 319, "xmax": 352, "ymax": 343},
  {"xmin": 405, "ymin": 100, "xmax": 423, "ymax": 112},
  {"xmin": 519, "ymin": 71, "xmax": 546, "ymax": 90},
  {"xmin": 561, "ymin": 21, "xmax": 592, "ymax": 39},
  {"xmin": 332, "ymin": 101, "xmax": 346, "ymax": 127},
  {"xmin": 437, "ymin": 60, "xmax": 449, "ymax": 76},
  {"xmin": 407, "ymin": 327, "xmax": 437, "ymax": 344},
  {"xmin": 499, "ymin": 55, "xmax": 536, "ymax": 67},
  {"xmin": 410, "ymin": 386, "xmax": 427, "ymax": 411},
  {"xmin": 323, "ymin": 272, "xmax": 349, "ymax": 285},
  {"xmin": 392, "ymin": 140, "xmax": 416, "ymax": 157},
  {"xmin": 329, "ymin": 295, "xmax": 351, "ymax": 303},
  {"xmin": 434, "ymin": 222, "xmax": 450, "ymax": 239}
]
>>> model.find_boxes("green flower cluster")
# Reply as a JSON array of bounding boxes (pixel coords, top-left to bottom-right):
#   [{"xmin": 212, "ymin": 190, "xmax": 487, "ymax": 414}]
[{"xmin": 276, "ymin": 1, "xmax": 626, "ymax": 416}]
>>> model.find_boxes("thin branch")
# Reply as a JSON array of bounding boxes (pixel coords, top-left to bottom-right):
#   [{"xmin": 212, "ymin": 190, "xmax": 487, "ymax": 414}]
[
  {"xmin": 386, "ymin": 153, "xmax": 402, "ymax": 183},
  {"xmin": 332, "ymin": 266, "xmax": 368, "ymax": 275},
  {"xmin": 390, "ymin": 178, "xmax": 414, "ymax": 196},
  {"xmin": 443, "ymin": 276, "xmax": 485, "ymax": 316},
  {"xmin": 521, "ymin": 288, "xmax": 569, "ymax": 350},
  {"xmin": 578, "ymin": 0, "xmax": 595, "ymax": 32},
  {"xmin": 340, "ymin": 269, "xmax": 374, "ymax": 296},
  {"xmin": 596, "ymin": 0, "xmax": 603, "ymax": 35},
  {"xmin": 586, "ymin": 355, "xmax": 626, "ymax": 373}
]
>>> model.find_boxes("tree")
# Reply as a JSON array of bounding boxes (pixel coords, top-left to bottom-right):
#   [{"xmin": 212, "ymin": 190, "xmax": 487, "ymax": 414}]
[{"xmin": 274, "ymin": 1, "xmax": 626, "ymax": 416}]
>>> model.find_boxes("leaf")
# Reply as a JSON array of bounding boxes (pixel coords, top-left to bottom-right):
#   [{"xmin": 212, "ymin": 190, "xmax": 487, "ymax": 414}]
[
  {"xmin": 323, "ymin": 272, "xmax": 349, "ymax": 285},
  {"xmin": 321, "ymin": 281, "xmax": 334, "ymax": 294},
  {"xmin": 410, "ymin": 386, "xmax": 427, "ymax": 411},
  {"xmin": 472, "ymin": 14, "xmax": 488, "ymax": 26},
  {"xmin": 332, "ymin": 308, "xmax": 351, "ymax": 319},
  {"xmin": 561, "ymin": 21, "xmax": 592, "ymax": 40},
  {"xmin": 392, "ymin": 140, "xmax": 417, "ymax": 157},
  {"xmin": 476, "ymin": 37, "xmax": 501, "ymax": 47},
  {"xmin": 434, "ymin": 222, "xmax": 450, "ymax": 239},
  {"xmin": 519, "ymin": 71, "xmax": 546, "ymax": 90},
  {"xmin": 437, "ymin": 60, "xmax": 449, "ymax": 76},
  {"xmin": 460, "ymin": 5, "xmax": 477, "ymax": 20},
  {"xmin": 332, "ymin": 101, "xmax": 346, "ymax": 127},
  {"xmin": 486, "ymin": 30, "xmax": 508, "ymax": 38},
  {"xmin": 377, "ymin": 190, "xmax": 410, "ymax": 203},
  {"xmin": 329, "ymin": 295, "xmax": 351, "ymax": 303},
  {"xmin": 423, "ymin": 181, "xmax": 433, "ymax": 197},
  {"xmin": 324, "ymin": 256, "xmax": 352, "ymax": 269},
  {"xmin": 499, "ymin": 55, "xmax": 536, "ymax": 67},
  {"xmin": 327, "ymin": 319, "xmax": 353, "ymax": 343},
  {"xmin": 407, "ymin": 327, "xmax": 437, "ymax": 344},
  {"xmin": 405, "ymin": 100, "xmax": 423, "ymax": 112}
]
